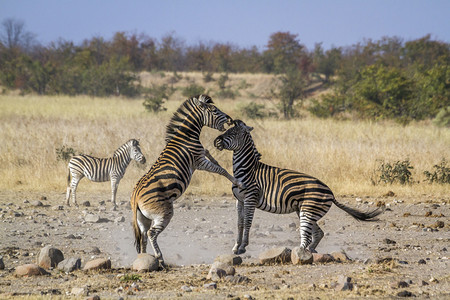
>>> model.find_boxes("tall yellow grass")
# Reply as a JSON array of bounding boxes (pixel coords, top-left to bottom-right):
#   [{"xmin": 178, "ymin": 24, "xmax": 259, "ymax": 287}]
[{"xmin": 1, "ymin": 73, "xmax": 449, "ymax": 201}]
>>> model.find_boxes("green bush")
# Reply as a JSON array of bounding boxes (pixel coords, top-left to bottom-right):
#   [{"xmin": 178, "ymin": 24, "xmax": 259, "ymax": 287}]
[
  {"xmin": 181, "ymin": 83, "xmax": 205, "ymax": 98},
  {"xmin": 372, "ymin": 159, "xmax": 414, "ymax": 185},
  {"xmin": 142, "ymin": 84, "xmax": 172, "ymax": 112},
  {"xmin": 56, "ymin": 145, "xmax": 77, "ymax": 162},
  {"xmin": 433, "ymin": 106, "xmax": 450, "ymax": 127},
  {"xmin": 202, "ymin": 72, "xmax": 214, "ymax": 83},
  {"xmin": 424, "ymin": 158, "xmax": 450, "ymax": 184}
]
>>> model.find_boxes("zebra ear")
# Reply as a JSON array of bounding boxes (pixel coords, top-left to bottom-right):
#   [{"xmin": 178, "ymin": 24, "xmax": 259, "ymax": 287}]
[{"xmin": 245, "ymin": 125, "xmax": 254, "ymax": 133}]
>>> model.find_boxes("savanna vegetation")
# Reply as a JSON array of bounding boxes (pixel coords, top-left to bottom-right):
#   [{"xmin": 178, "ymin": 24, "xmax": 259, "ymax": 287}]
[{"xmin": 0, "ymin": 18, "xmax": 449, "ymax": 200}]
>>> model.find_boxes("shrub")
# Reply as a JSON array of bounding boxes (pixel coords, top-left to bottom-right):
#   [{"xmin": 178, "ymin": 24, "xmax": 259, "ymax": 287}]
[
  {"xmin": 372, "ymin": 159, "xmax": 414, "ymax": 185},
  {"xmin": 142, "ymin": 84, "xmax": 172, "ymax": 112},
  {"xmin": 424, "ymin": 158, "xmax": 450, "ymax": 184},
  {"xmin": 182, "ymin": 83, "xmax": 205, "ymax": 98},
  {"xmin": 242, "ymin": 102, "xmax": 267, "ymax": 119},
  {"xmin": 56, "ymin": 146, "xmax": 77, "ymax": 162},
  {"xmin": 433, "ymin": 106, "xmax": 450, "ymax": 128},
  {"xmin": 202, "ymin": 72, "xmax": 214, "ymax": 83}
]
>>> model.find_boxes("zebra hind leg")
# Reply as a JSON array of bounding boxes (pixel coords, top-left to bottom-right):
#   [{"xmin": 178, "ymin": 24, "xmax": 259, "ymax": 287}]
[
  {"xmin": 147, "ymin": 211, "xmax": 173, "ymax": 268},
  {"xmin": 69, "ymin": 173, "xmax": 83, "ymax": 207},
  {"xmin": 294, "ymin": 211, "xmax": 315, "ymax": 263},
  {"xmin": 307, "ymin": 222, "xmax": 324, "ymax": 253},
  {"xmin": 232, "ymin": 200, "xmax": 244, "ymax": 254}
]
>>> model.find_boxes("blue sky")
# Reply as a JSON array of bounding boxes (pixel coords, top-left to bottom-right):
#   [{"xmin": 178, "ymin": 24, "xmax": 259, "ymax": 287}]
[{"xmin": 1, "ymin": 0, "xmax": 449, "ymax": 50}]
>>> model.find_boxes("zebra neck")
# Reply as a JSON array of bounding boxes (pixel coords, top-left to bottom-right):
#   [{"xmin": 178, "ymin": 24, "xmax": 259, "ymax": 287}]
[{"xmin": 232, "ymin": 141, "xmax": 259, "ymax": 178}]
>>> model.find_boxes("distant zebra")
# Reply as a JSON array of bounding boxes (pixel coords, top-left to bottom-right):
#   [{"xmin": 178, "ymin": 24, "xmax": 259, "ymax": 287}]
[
  {"xmin": 214, "ymin": 120, "xmax": 384, "ymax": 261},
  {"xmin": 66, "ymin": 139, "xmax": 146, "ymax": 210},
  {"xmin": 131, "ymin": 95, "xmax": 243, "ymax": 267}
]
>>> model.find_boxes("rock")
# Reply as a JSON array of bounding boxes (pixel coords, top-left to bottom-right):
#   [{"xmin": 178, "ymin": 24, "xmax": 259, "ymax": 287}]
[
  {"xmin": 429, "ymin": 277, "xmax": 439, "ymax": 283},
  {"xmin": 52, "ymin": 205, "xmax": 63, "ymax": 211},
  {"xmin": 71, "ymin": 287, "xmax": 87, "ymax": 296},
  {"xmin": 15, "ymin": 264, "xmax": 50, "ymax": 276},
  {"xmin": 86, "ymin": 296, "xmax": 100, "ymax": 300},
  {"xmin": 214, "ymin": 254, "xmax": 243, "ymax": 266},
  {"xmin": 335, "ymin": 275, "xmax": 353, "ymax": 291},
  {"xmin": 397, "ymin": 290, "xmax": 414, "ymax": 297},
  {"xmin": 418, "ymin": 259, "xmax": 426, "ymax": 264},
  {"xmin": 203, "ymin": 282, "xmax": 217, "ymax": 289},
  {"xmin": 132, "ymin": 253, "xmax": 159, "ymax": 272},
  {"xmin": 85, "ymin": 214, "xmax": 100, "ymax": 223},
  {"xmin": 224, "ymin": 275, "xmax": 250, "ymax": 284},
  {"xmin": 91, "ymin": 247, "xmax": 101, "ymax": 254},
  {"xmin": 31, "ymin": 200, "xmax": 43, "ymax": 207},
  {"xmin": 312, "ymin": 253, "xmax": 335, "ymax": 263},
  {"xmin": 114, "ymin": 216, "xmax": 125, "ymax": 223},
  {"xmin": 0, "ymin": 256, "xmax": 4, "ymax": 270},
  {"xmin": 259, "ymin": 247, "xmax": 292, "ymax": 264},
  {"xmin": 291, "ymin": 247, "xmax": 313, "ymax": 265},
  {"xmin": 330, "ymin": 251, "xmax": 351, "ymax": 262},
  {"xmin": 83, "ymin": 258, "xmax": 111, "ymax": 270},
  {"xmin": 81, "ymin": 201, "xmax": 90, "ymax": 207},
  {"xmin": 37, "ymin": 245, "xmax": 64, "ymax": 269},
  {"xmin": 181, "ymin": 285, "xmax": 192, "ymax": 292},
  {"xmin": 207, "ymin": 266, "xmax": 227, "ymax": 281},
  {"xmin": 384, "ymin": 238, "xmax": 396, "ymax": 244},
  {"xmin": 57, "ymin": 257, "xmax": 81, "ymax": 272},
  {"xmin": 391, "ymin": 281, "xmax": 409, "ymax": 289}
]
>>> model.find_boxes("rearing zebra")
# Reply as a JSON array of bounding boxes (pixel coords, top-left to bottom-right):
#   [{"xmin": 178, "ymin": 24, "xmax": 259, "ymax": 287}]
[
  {"xmin": 66, "ymin": 139, "xmax": 146, "ymax": 210},
  {"xmin": 214, "ymin": 120, "xmax": 384, "ymax": 261},
  {"xmin": 131, "ymin": 95, "xmax": 243, "ymax": 267}
]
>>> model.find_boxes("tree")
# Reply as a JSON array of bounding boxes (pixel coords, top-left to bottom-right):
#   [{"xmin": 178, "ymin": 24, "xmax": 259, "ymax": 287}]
[
  {"xmin": 313, "ymin": 43, "xmax": 342, "ymax": 83},
  {"xmin": 264, "ymin": 32, "xmax": 304, "ymax": 74},
  {"xmin": 0, "ymin": 18, "xmax": 36, "ymax": 51},
  {"xmin": 277, "ymin": 68, "xmax": 308, "ymax": 118}
]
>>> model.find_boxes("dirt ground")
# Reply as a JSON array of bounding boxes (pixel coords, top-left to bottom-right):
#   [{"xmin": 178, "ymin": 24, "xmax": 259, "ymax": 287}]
[{"xmin": 0, "ymin": 190, "xmax": 449, "ymax": 299}]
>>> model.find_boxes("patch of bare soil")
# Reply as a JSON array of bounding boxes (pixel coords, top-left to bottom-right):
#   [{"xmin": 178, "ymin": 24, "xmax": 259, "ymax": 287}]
[{"xmin": 0, "ymin": 191, "xmax": 449, "ymax": 299}]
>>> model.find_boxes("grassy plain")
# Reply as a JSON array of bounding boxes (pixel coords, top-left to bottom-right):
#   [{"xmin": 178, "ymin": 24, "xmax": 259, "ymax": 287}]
[{"xmin": 0, "ymin": 72, "xmax": 448, "ymax": 201}]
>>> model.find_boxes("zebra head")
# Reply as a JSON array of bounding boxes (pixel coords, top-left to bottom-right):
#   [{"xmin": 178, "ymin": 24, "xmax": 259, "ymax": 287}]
[
  {"xmin": 214, "ymin": 119, "xmax": 253, "ymax": 151},
  {"xmin": 129, "ymin": 139, "xmax": 146, "ymax": 164},
  {"xmin": 194, "ymin": 94, "xmax": 233, "ymax": 132}
]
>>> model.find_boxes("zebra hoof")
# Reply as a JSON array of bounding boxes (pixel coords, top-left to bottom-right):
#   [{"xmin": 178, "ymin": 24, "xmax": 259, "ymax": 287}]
[
  {"xmin": 292, "ymin": 247, "xmax": 313, "ymax": 265},
  {"xmin": 236, "ymin": 248, "xmax": 246, "ymax": 255}
]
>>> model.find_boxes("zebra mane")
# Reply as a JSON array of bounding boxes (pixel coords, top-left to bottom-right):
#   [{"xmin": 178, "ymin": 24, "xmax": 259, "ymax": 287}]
[
  {"xmin": 113, "ymin": 139, "xmax": 137, "ymax": 157},
  {"xmin": 165, "ymin": 95, "xmax": 213, "ymax": 143}
]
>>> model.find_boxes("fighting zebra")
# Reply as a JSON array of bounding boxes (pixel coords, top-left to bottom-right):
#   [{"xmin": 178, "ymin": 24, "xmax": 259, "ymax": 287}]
[
  {"xmin": 214, "ymin": 120, "xmax": 384, "ymax": 262},
  {"xmin": 66, "ymin": 139, "xmax": 146, "ymax": 210},
  {"xmin": 131, "ymin": 95, "xmax": 243, "ymax": 267}
]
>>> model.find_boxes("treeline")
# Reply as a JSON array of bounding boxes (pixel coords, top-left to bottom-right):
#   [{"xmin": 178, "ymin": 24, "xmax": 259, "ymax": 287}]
[{"xmin": 0, "ymin": 18, "xmax": 449, "ymax": 123}]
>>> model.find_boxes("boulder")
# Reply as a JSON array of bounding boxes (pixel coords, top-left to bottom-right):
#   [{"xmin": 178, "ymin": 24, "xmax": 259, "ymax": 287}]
[
  {"xmin": 132, "ymin": 253, "xmax": 159, "ymax": 272},
  {"xmin": 312, "ymin": 253, "xmax": 335, "ymax": 263},
  {"xmin": 334, "ymin": 275, "xmax": 353, "ymax": 291},
  {"xmin": 37, "ymin": 245, "xmax": 64, "ymax": 269},
  {"xmin": 57, "ymin": 257, "xmax": 82, "ymax": 272},
  {"xmin": 214, "ymin": 254, "xmax": 243, "ymax": 266},
  {"xmin": 331, "ymin": 251, "xmax": 351, "ymax": 262},
  {"xmin": 291, "ymin": 247, "xmax": 313, "ymax": 265},
  {"xmin": 83, "ymin": 258, "xmax": 111, "ymax": 270},
  {"xmin": 15, "ymin": 264, "xmax": 50, "ymax": 276},
  {"xmin": 259, "ymin": 247, "xmax": 292, "ymax": 264}
]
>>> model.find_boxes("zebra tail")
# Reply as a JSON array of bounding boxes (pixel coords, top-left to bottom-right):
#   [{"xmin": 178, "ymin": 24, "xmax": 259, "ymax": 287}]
[
  {"xmin": 332, "ymin": 198, "xmax": 385, "ymax": 221},
  {"xmin": 131, "ymin": 194, "xmax": 141, "ymax": 253}
]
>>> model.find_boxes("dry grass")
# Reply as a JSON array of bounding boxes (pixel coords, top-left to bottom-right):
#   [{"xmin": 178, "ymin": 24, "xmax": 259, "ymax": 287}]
[{"xmin": 1, "ymin": 72, "xmax": 449, "ymax": 201}]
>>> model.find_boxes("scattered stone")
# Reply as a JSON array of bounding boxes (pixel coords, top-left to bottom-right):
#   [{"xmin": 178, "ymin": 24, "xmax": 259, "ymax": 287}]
[
  {"xmin": 214, "ymin": 254, "xmax": 243, "ymax": 266},
  {"xmin": 181, "ymin": 285, "xmax": 192, "ymax": 292},
  {"xmin": 37, "ymin": 245, "xmax": 64, "ymax": 269},
  {"xmin": 86, "ymin": 296, "xmax": 100, "ymax": 300},
  {"xmin": 432, "ymin": 221, "xmax": 445, "ymax": 229},
  {"xmin": 429, "ymin": 277, "xmax": 439, "ymax": 283},
  {"xmin": 291, "ymin": 247, "xmax": 313, "ymax": 265},
  {"xmin": 331, "ymin": 251, "xmax": 351, "ymax": 262},
  {"xmin": 85, "ymin": 214, "xmax": 100, "ymax": 223},
  {"xmin": 420, "ymin": 280, "xmax": 429, "ymax": 286},
  {"xmin": 391, "ymin": 281, "xmax": 409, "ymax": 289},
  {"xmin": 91, "ymin": 247, "xmax": 101, "ymax": 254},
  {"xmin": 83, "ymin": 258, "xmax": 111, "ymax": 270},
  {"xmin": 312, "ymin": 253, "xmax": 335, "ymax": 263},
  {"xmin": 71, "ymin": 287, "xmax": 87, "ymax": 296},
  {"xmin": 207, "ymin": 265, "xmax": 227, "ymax": 281},
  {"xmin": 397, "ymin": 290, "xmax": 414, "ymax": 297},
  {"xmin": 259, "ymin": 247, "xmax": 292, "ymax": 264},
  {"xmin": 425, "ymin": 211, "xmax": 432, "ymax": 217},
  {"xmin": 31, "ymin": 200, "xmax": 43, "ymax": 207},
  {"xmin": 384, "ymin": 191, "xmax": 395, "ymax": 197},
  {"xmin": 0, "ymin": 256, "xmax": 4, "ymax": 270},
  {"xmin": 334, "ymin": 275, "xmax": 353, "ymax": 291},
  {"xmin": 40, "ymin": 196, "xmax": 47, "ymax": 201},
  {"xmin": 203, "ymin": 282, "xmax": 217, "ymax": 289},
  {"xmin": 384, "ymin": 238, "xmax": 397, "ymax": 245},
  {"xmin": 114, "ymin": 216, "xmax": 125, "ymax": 223},
  {"xmin": 224, "ymin": 275, "xmax": 250, "ymax": 284},
  {"xmin": 418, "ymin": 259, "xmax": 426, "ymax": 264},
  {"xmin": 52, "ymin": 205, "xmax": 63, "ymax": 211},
  {"xmin": 57, "ymin": 257, "xmax": 81, "ymax": 272},
  {"xmin": 403, "ymin": 212, "xmax": 411, "ymax": 217},
  {"xmin": 132, "ymin": 253, "xmax": 159, "ymax": 272},
  {"xmin": 15, "ymin": 264, "xmax": 50, "ymax": 276},
  {"xmin": 81, "ymin": 201, "xmax": 90, "ymax": 207}
]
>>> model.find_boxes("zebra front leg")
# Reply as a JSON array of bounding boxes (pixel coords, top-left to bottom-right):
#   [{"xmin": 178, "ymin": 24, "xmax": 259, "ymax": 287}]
[
  {"xmin": 69, "ymin": 173, "xmax": 83, "ymax": 207},
  {"xmin": 237, "ymin": 200, "xmax": 257, "ymax": 254},
  {"xmin": 232, "ymin": 200, "xmax": 244, "ymax": 254},
  {"xmin": 196, "ymin": 157, "xmax": 245, "ymax": 189}
]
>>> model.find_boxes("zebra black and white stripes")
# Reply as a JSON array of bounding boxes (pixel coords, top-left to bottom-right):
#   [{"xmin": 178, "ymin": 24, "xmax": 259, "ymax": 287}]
[
  {"xmin": 130, "ymin": 95, "xmax": 243, "ymax": 267},
  {"xmin": 214, "ymin": 120, "xmax": 384, "ymax": 257},
  {"xmin": 66, "ymin": 139, "xmax": 146, "ymax": 210}
]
